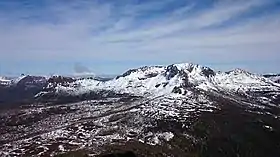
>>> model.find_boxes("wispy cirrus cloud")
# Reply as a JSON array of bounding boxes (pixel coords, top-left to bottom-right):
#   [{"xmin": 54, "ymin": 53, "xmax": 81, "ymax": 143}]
[{"xmin": 0, "ymin": 0, "xmax": 280, "ymax": 75}]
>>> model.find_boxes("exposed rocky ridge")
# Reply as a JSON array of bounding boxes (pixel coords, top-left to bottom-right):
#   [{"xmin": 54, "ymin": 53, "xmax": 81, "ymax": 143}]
[{"xmin": 264, "ymin": 74, "xmax": 280, "ymax": 84}]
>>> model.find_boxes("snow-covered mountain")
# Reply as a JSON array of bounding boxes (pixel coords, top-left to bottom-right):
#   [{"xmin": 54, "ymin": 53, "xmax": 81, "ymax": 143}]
[
  {"xmin": 0, "ymin": 74, "xmax": 114, "ymax": 104},
  {"xmin": 0, "ymin": 75, "xmax": 46, "ymax": 87},
  {"xmin": 1, "ymin": 63, "xmax": 279, "ymax": 107},
  {"xmin": 37, "ymin": 63, "xmax": 280, "ymax": 103}
]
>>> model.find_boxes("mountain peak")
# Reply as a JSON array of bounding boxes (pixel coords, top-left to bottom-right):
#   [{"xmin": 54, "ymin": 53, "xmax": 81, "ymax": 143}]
[
  {"xmin": 226, "ymin": 68, "xmax": 252, "ymax": 75},
  {"xmin": 116, "ymin": 65, "xmax": 165, "ymax": 79},
  {"xmin": 116, "ymin": 63, "xmax": 215, "ymax": 81}
]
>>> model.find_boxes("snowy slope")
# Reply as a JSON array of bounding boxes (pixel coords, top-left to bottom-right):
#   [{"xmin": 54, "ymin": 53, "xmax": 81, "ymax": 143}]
[
  {"xmin": 264, "ymin": 74, "xmax": 280, "ymax": 84},
  {"xmin": 11, "ymin": 75, "xmax": 27, "ymax": 84},
  {"xmin": 272, "ymin": 76, "xmax": 280, "ymax": 83},
  {"xmin": 0, "ymin": 75, "xmax": 28, "ymax": 86},
  {"xmin": 0, "ymin": 75, "xmax": 48, "ymax": 87},
  {"xmin": 0, "ymin": 76, "xmax": 11, "ymax": 86},
  {"xmin": 214, "ymin": 69, "xmax": 280, "ymax": 92}
]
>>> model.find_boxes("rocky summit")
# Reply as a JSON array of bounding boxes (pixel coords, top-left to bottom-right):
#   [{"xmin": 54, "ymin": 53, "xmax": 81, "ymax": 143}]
[{"xmin": 1, "ymin": 63, "xmax": 280, "ymax": 157}]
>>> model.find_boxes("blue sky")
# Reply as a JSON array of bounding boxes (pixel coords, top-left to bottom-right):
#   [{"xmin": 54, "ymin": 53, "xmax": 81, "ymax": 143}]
[{"xmin": 0, "ymin": 0, "xmax": 280, "ymax": 76}]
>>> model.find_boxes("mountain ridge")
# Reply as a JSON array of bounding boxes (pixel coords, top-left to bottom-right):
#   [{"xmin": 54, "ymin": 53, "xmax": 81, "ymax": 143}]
[
  {"xmin": 1, "ymin": 63, "xmax": 280, "ymax": 106},
  {"xmin": 37, "ymin": 63, "xmax": 280, "ymax": 97}
]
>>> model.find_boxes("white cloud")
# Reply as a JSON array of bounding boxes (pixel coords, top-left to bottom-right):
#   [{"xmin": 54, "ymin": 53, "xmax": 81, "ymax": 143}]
[{"xmin": 0, "ymin": 0, "xmax": 279, "ymax": 73}]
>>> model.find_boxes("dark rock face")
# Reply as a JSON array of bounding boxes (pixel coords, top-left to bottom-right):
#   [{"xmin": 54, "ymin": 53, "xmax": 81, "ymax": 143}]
[
  {"xmin": 17, "ymin": 76, "xmax": 47, "ymax": 88},
  {"xmin": 37, "ymin": 89, "xmax": 135, "ymax": 105},
  {"xmin": 264, "ymin": 74, "xmax": 280, "ymax": 84},
  {"xmin": 201, "ymin": 67, "xmax": 215, "ymax": 77},
  {"xmin": 263, "ymin": 74, "xmax": 280, "ymax": 77},
  {"xmin": 0, "ymin": 86, "xmax": 39, "ymax": 105},
  {"xmin": 0, "ymin": 76, "xmax": 47, "ymax": 106},
  {"xmin": 164, "ymin": 64, "xmax": 179, "ymax": 80},
  {"xmin": 0, "ymin": 75, "xmax": 75, "ymax": 106},
  {"xmin": 144, "ymin": 73, "xmax": 158, "ymax": 78},
  {"xmin": 47, "ymin": 76, "xmax": 75, "ymax": 86},
  {"xmin": 155, "ymin": 84, "xmax": 161, "ymax": 88},
  {"xmin": 172, "ymin": 86, "xmax": 182, "ymax": 94},
  {"xmin": 179, "ymin": 70, "xmax": 193, "ymax": 88}
]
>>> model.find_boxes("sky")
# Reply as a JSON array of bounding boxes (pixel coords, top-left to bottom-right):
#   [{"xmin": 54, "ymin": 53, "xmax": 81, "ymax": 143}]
[{"xmin": 0, "ymin": 0, "xmax": 280, "ymax": 76}]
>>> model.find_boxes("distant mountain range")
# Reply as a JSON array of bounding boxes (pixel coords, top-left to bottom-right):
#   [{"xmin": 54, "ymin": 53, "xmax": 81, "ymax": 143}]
[
  {"xmin": 0, "ymin": 75, "xmax": 113, "ymax": 105},
  {"xmin": 0, "ymin": 63, "xmax": 279, "ymax": 105}
]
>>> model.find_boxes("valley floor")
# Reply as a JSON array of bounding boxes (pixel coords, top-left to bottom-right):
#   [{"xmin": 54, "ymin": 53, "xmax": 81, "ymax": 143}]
[{"xmin": 1, "ymin": 94, "xmax": 280, "ymax": 157}]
